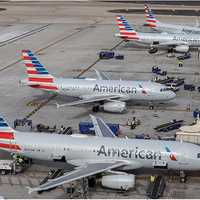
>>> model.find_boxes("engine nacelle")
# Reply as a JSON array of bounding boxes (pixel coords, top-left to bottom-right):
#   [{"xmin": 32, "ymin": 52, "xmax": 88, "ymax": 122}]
[
  {"xmin": 175, "ymin": 45, "xmax": 189, "ymax": 53},
  {"xmin": 102, "ymin": 101, "xmax": 126, "ymax": 113},
  {"xmin": 101, "ymin": 174, "xmax": 135, "ymax": 190},
  {"xmin": 148, "ymin": 47, "xmax": 158, "ymax": 54}
]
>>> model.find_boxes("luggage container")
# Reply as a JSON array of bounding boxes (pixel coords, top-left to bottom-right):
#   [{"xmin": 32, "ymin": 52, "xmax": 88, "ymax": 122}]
[
  {"xmin": 193, "ymin": 109, "xmax": 200, "ymax": 118},
  {"xmin": 79, "ymin": 122, "xmax": 119, "ymax": 135},
  {"xmin": 115, "ymin": 54, "xmax": 124, "ymax": 60},
  {"xmin": 152, "ymin": 66, "xmax": 161, "ymax": 73},
  {"xmin": 99, "ymin": 51, "xmax": 114, "ymax": 59}
]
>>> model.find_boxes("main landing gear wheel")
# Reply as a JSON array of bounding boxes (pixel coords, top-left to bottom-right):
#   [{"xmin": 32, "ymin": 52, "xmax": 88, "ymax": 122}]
[
  {"xmin": 148, "ymin": 47, "xmax": 158, "ymax": 54},
  {"xmin": 92, "ymin": 105, "xmax": 100, "ymax": 112}
]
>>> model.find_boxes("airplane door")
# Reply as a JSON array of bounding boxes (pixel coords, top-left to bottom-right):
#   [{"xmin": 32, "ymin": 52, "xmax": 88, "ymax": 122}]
[
  {"xmin": 152, "ymin": 159, "xmax": 168, "ymax": 169},
  {"xmin": 50, "ymin": 147, "xmax": 66, "ymax": 162}
]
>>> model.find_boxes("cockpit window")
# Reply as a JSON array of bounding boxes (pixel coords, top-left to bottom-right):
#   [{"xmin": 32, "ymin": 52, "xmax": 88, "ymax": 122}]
[
  {"xmin": 197, "ymin": 153, "xmax": 200, "ymax": 158},
  {"xmin": 138, "ymin": 84, "xmax": 143, "ymax": 88}
]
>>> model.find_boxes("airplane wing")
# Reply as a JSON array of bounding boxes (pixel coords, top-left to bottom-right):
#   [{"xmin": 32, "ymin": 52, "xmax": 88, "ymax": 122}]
[
  {"xmin": 56, "ymin": 95, "xmax": 121, "ymax": 108},
  {"xmin": 94, "ymin": 69, "xmax": 110, "ymax": 80},
  {"xmin": 90, "ymin": 115, "xmax": 116, "ymax": 138},
  {"xmin": 27, "ymin": 161, "xmax": 126, "ymax": 194},
  {"xmin": 154, "ymin": 41, "xmax": 188, "ymax": 47}
]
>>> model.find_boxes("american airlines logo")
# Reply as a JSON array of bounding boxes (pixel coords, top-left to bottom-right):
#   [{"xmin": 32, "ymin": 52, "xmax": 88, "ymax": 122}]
[
  {"xmin": 96, "ymin": 145, "xmax": 162, "ymax": 160},
  {"xmin": 165, "ymin": 146, "xmax": 177, "ymax": 161},
  {"xmin": 93, "ymin": 84, "xmax": 137, "ymax": 94},
  {"xmin": 173, "ymin": 35, "xmax": 199, "ymax": 43}
]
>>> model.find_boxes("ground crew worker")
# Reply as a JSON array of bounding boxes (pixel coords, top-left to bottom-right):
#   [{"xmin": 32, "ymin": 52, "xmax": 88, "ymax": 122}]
[
  {"xmin": 127, "ymin": 119, "xmax": 131, "ymax": 126},
  {"xmin": 59, "ymin": 125, "xmax": 65, "ymax": 134},
  {"xmin": 18, "ymin": 157, "xmax": 23, "ymax": 164},
  {"xmin": 150, "ymin": 175, "xmax": 155, "ymax": 182},
  {"xmin": 178, "ymin": 59, "xmax": 183, "ymax": 67},
  {"xmin": 130, "ymin": 120, "xmax": 136, "ymax": 130},
  {"xmin": 186, "ymin": 104, "xmax": 191, "ymax": 111}
]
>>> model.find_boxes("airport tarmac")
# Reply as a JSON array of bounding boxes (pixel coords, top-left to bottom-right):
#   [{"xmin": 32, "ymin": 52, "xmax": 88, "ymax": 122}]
[{"xmin": 0, "ymin": 1, "xmax": 200, "ymax": 198}]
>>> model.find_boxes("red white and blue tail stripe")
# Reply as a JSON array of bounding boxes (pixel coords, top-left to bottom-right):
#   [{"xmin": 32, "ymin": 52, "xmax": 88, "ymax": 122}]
[
  {"xmin": 0, "ymin": 117, "xmax": 21, "ymax": 151},
  {"xmin": 116, "ymin": 15, "xmax": 139, "ymax": 40},
  {"xmin": 22, "ymin": 50, "xmax": 58, "ymax": 91},
  {"xmin": 144, "ymin": 4, "xmax": 157, "ymax": 27}
]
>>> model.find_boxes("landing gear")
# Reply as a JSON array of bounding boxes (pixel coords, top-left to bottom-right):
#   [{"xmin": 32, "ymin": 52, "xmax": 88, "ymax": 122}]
[
  {"xmin": 179, "ymin": 170, "xmax": 187, "ymax": 183},
  {"xmin": 148, "ymin": 47, "xmax": 158, "ymax": 54},
  {"xmin": 149, "ymin": 103, "xmax": 154, "ymax": 110},
  {"xmin": 167, "ymin": 48, "xmax": 175, "ymax": 57},
  {"xmin": 92, "ymin": 105, "xmax": 100, "ymax": 112},
  {"xmin": 53, "ymin": 156, "xmax": 66, "ymax": 163}
]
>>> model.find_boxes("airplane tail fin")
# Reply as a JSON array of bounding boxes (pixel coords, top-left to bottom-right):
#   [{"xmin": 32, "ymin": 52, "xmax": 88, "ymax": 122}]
[
  {"xmin": 22, "ymin": 50, "xmax": 58, "ymax": 91},
  {"xmin": 144, "ymin": 4, "xmax": 158, "ymax": 27},
  {"xmin": 0, "ymin": 116, "xmax": 21, "ymax": 151},
  {"xmin": 116, "ymin": 15, "xmax": 139, "ymax": 40}
]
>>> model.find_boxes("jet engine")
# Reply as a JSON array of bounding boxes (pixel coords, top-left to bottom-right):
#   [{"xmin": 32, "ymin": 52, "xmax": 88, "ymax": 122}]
[
  {"xmin": 101, "ymin": 174, "xmax": 135, "ymax": 190},
  {"xmin": 102, "ymin": 101, "xmax": 126, "ymax": 113},
  {"xmin": 175, "ymin": 45, "xmax": 189, "ymax": 53},
  {"xmin": 148, "ymin": 47, "xmax": 158, "ymax": 54}
]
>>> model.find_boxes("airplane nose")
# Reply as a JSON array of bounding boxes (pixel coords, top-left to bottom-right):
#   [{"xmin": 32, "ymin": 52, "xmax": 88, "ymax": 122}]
[{"xmin": 167, "ymin": 91, "xmax": 176, "ymax": 100}]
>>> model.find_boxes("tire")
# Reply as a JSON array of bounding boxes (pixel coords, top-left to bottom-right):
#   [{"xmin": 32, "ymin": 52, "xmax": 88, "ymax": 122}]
[
  {"xmin": 92, "ymin": 106, "xmax": 99, "ymax": 112},
  {"xmin": 148, "ymin": 48, "xmax": 158, "ymax": 54},
  {"xmin": 180, "ymin": 177, "xmax": 185, "ymax": 183},
  {"xmin": 1, "ymin": 170, "xmax": 6, "ymax": 175}
]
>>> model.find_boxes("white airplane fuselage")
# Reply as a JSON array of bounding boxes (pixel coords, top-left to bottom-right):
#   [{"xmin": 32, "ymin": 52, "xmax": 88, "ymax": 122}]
[
  {"xmin": 130, "ymin": 32, "xmax": 200, "ymax": 47},
  {"xmin": 5, "ymin": 131, "xmax": 200, "ymax": 171},
  {"xmin": 52, "ymin": 78, "xmax": 175, "ymax": 102},
  {"xmin": 153, "ymin": 22, "xmax": 200, "ymax": 34}
]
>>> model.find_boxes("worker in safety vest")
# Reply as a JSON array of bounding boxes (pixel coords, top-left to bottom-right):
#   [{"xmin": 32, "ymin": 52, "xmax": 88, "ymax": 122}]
[
  {"xmin": 150, "ymin": 175, "xmax": 155, "ymax": 182},
  {"xmin": 178, "ymin": 59, "xmax": 183, "ymax": 67}
]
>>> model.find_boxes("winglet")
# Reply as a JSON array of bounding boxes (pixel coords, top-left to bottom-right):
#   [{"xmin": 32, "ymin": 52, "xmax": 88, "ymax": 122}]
[
  {"xmin": 90, "ymin": 115, "xmax": 116, "ymax": 138},
  {"xmin": 55, "ymin": 102, "xmax": 61, "ymax": 109},
  {"xmin": 26, "ymin": 186, "xmax": 36, "ymax": 194}
]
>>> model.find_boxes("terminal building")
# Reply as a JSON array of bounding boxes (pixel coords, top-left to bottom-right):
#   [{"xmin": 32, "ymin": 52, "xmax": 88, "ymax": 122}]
[{"xmin": 176, "ymin": 120, "xmax": 200, "ymax": 145}]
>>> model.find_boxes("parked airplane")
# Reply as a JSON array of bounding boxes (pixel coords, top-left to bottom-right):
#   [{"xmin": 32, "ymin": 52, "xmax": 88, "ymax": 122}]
[
  {"xmin": 116, "ymin": 15, "xmax": 200, "ymax": 53},
  {"xmin": 144, "ymin": 4, "xmax": 200, "ymax": 34},
  {"xmin": 20, "ymin": 50, "xmax": 175, "ymax": 113},
  {"xmin": 0, "ymin": 114, "xmax": 200, "ymax": 193}
]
